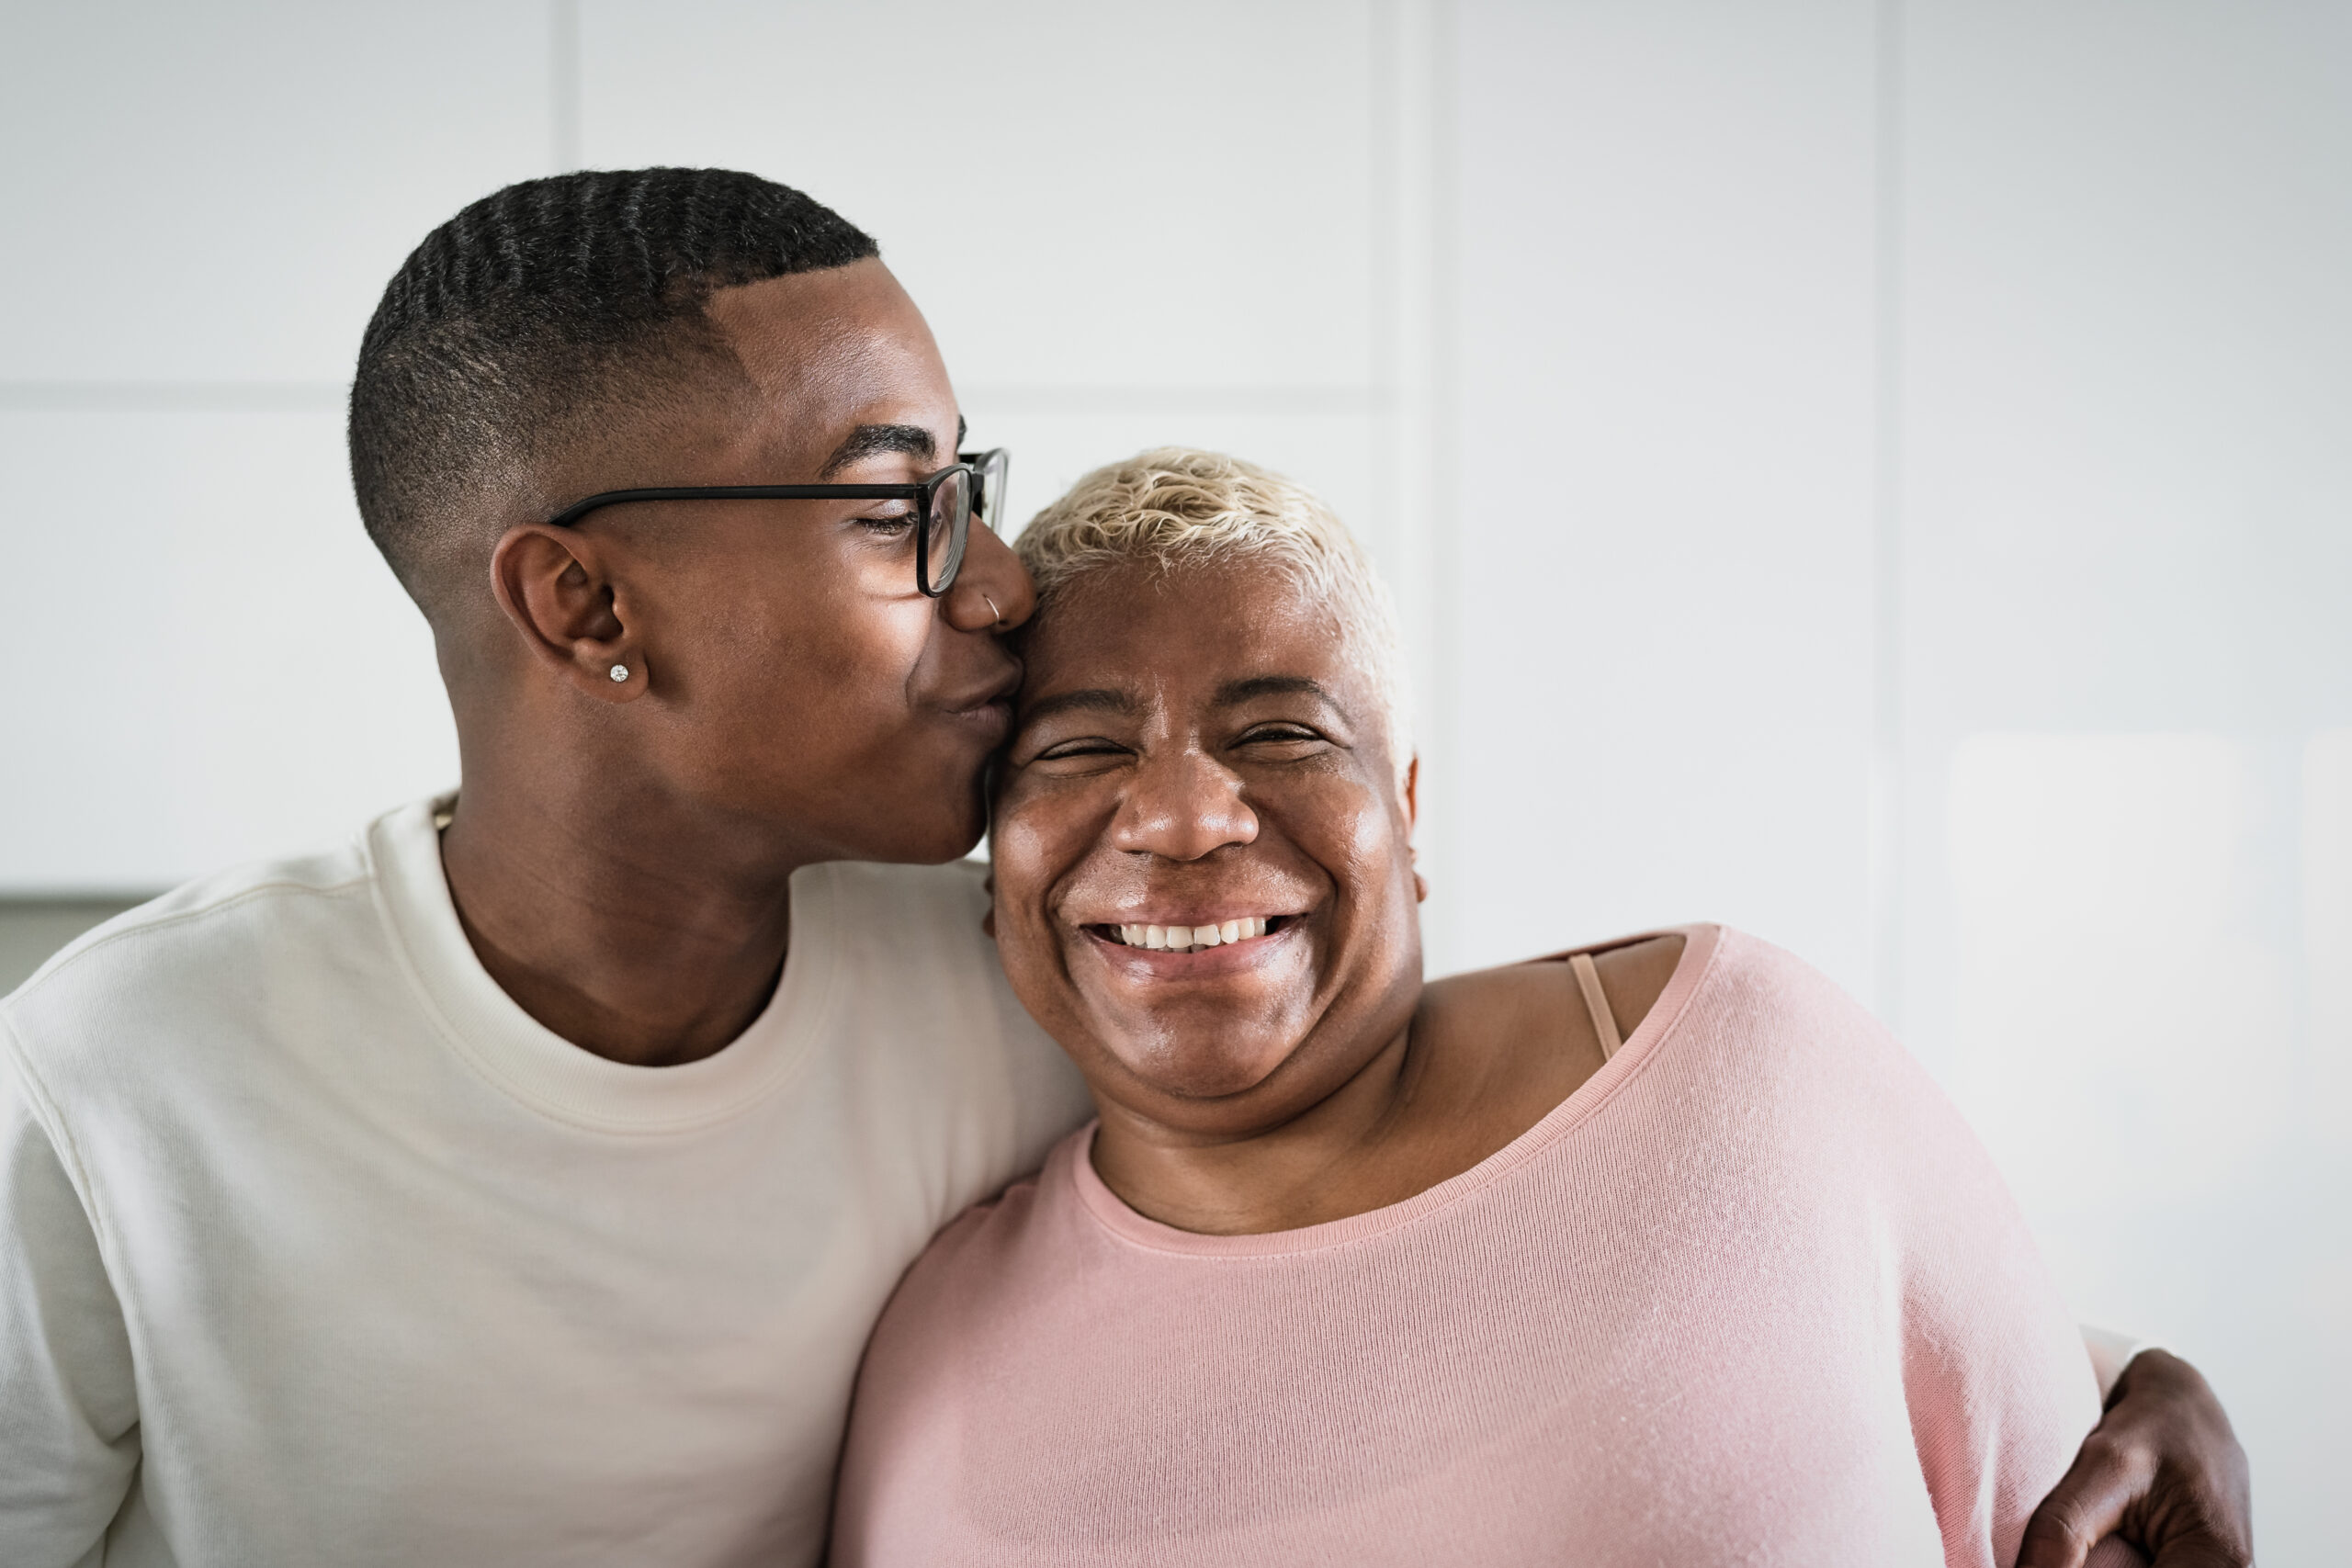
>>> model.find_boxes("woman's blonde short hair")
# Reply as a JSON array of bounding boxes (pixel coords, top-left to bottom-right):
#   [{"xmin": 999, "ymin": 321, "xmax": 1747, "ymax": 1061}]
[{"xmin": 1014, "ymin": 447, "xmax": 1409, "ymax": 769}]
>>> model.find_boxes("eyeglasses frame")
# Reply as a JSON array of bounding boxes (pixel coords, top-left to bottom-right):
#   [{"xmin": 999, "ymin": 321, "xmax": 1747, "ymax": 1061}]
[{"xmin": 543, "ymin": 447, "xmax": 1008, "ymax": 599}]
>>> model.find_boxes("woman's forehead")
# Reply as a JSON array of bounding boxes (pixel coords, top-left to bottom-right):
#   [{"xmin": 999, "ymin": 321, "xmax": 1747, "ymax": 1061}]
[{"xmin": 1023, "ymin": 562, "xmax": 1348, "ymax": 688}]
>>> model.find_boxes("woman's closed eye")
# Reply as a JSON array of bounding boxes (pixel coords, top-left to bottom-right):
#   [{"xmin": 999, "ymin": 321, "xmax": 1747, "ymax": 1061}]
[
  {"xmin": 1025, "ymin": 735, "xmax": 1136, "ymax": 770},
  {"xmin": 1233, "ymin": 722, "xmax": 1336, "ymax": 760}
]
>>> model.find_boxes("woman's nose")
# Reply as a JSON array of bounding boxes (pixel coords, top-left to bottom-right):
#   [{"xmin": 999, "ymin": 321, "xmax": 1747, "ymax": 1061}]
[{"xmin": 1111, "ymin": 750, "xmax": 1258, "ymax": 863}]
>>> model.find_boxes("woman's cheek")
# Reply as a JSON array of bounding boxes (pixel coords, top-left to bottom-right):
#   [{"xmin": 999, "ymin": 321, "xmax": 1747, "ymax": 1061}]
[{"xmin": 1293, "ymin": 779, "xmax": 1393, "ymax": 876}]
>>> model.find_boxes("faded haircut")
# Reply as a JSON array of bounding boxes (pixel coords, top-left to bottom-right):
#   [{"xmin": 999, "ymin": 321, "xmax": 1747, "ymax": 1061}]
[
  {"xmin": 1014, "ymin": 447, "xmax": 1411, "ymax": 772},
  {"xmin": 349, "ymin": 168, "xmax": 877, "ymax": 614}
]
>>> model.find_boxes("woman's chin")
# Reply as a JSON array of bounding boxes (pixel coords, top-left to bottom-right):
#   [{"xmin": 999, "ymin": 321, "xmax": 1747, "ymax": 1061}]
[{"xmin": 1114, "ymin": 1037, "xmax": 1297, "ymax": 1106}]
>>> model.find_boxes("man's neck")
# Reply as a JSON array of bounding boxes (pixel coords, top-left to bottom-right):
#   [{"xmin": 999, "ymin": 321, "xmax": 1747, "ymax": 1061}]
[{"xmin": 436, "ymin": 770, "xmax": 808, "ymax": 1068}]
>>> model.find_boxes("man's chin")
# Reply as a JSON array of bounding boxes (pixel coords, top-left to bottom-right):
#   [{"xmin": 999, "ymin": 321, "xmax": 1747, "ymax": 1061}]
[{"xmin": 846, "ymin": 812, "xmax": 988, "ymax": 868}]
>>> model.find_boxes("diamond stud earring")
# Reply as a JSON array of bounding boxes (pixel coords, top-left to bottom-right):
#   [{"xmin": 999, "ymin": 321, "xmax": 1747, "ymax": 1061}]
[{"xmin": 609, "ymin": 664, "xmax": 628, "ymax": 682}]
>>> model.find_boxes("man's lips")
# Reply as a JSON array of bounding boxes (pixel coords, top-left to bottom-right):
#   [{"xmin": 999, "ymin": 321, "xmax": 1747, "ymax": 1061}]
[
  {"xmin": 944, "ymin": 694, "xmax": 1012, "ymax": 742},
  {"xmin": 939, "ymin": 666, "xmax": 1021, "ymax": 738}
]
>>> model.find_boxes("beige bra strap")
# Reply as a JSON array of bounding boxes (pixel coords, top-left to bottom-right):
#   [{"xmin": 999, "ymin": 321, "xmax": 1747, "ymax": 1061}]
[{"xmin": 1568, "ymin": 952, "xmax": 1624, "ymax": 1061}]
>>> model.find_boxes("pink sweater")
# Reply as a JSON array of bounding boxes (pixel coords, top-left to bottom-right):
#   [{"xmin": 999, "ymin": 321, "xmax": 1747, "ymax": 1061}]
[{"xmin": 832, "ymin": 927, "xmax": 2133, "ymax": 1567}]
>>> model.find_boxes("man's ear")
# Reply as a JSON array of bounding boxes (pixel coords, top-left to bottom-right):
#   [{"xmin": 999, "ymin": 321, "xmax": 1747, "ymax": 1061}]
[{"xmin": 488, "ymin": 522, "xmax": 649, "ymax": 703}]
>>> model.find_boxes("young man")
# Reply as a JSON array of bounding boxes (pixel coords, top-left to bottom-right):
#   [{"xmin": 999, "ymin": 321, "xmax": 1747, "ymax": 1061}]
[{"xmin": 0, "ymin": 171, "xmax": 2247, "ymax": 1567}]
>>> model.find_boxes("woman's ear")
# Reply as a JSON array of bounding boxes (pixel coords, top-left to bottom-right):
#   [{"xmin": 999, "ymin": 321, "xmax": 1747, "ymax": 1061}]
[
  {"xmin": 1403, "ymin": 755, "xmax": 1428, "ymax": 903},
  {"xmin": 488, "ymin": 522, "xmax": 650, "ymax": 703}
]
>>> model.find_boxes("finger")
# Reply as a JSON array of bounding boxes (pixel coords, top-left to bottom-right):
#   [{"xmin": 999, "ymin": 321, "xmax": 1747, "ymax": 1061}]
[
  {"xmin": 2018, "ymin": 1434, "xmax": 2151, "ymax": 1568},
  {"xmin": 2148, "ymin": 1533, "xmax": 2251, "ymax": 1568}
]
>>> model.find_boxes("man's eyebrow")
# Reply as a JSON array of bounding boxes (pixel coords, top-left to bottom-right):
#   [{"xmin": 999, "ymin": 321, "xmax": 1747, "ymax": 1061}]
[
  {"xmin": 1019, "ymin": 688, "xmax": 1139, "ymax": 724},
  {"xmin": 1214, "ymin": 675, "xmax": 1340, "ymax": 708},
  {"xmin": 956, "ymin": 414, "xmax": 967, "ymax": 448},
  {"xmin": 819, "ymin": 423, "xmax": 937, "ymax": 478}
]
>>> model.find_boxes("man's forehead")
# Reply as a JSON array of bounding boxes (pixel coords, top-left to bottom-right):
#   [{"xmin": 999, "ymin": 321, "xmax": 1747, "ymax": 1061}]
[
  {"xmin": 708, "ymin": 267, "xmax": 928, "ymax": 387},
  {"xmin": 705, "ymin": 265, "xmax": 956, "ymax": 463}
]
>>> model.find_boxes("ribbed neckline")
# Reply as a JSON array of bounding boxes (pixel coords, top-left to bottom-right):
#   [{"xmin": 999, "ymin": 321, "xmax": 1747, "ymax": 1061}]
[
  {"xmin": 1070, "ymin": 922, "xmax": 1725, "ymax": 1257},
  {"xmin": 367, "ymin": 796, "xmax": 836, "ymax": 1135}
]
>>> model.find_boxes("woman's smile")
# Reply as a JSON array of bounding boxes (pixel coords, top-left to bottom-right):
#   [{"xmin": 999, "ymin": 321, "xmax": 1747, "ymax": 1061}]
[
  {"xmin": 1095, "ymin": 914, "xmax": 1288, "ymax": 953},
  {"xmin": 1077, "ymin": 911, "xmax": 1309, "ymax": 979}
]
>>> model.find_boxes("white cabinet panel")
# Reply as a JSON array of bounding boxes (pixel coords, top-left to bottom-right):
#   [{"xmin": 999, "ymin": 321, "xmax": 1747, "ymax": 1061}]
[
  {"xmin": 0, "ymin": 2, "xmax": 552, "ymax": 385},
  {"xmin": 1444, "ymin": 0, "xmax": 1879, "ymax": 989},
  {"xmin": 578, "ymin": 0, "xmax": 1377, "ymax": 391},
  {"xmin": 1947, "ymin": 734, "xmax": 2298, "ymax": 1205},
  {"xmin": 3, "ymin": 411, "xmax": 455, "ymax": 889}
]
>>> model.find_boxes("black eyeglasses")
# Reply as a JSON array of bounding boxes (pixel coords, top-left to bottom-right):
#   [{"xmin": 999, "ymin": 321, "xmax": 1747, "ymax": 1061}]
[{"xmin": 546, "ymin": 447, "xmax": 1010, "ymax": 598}]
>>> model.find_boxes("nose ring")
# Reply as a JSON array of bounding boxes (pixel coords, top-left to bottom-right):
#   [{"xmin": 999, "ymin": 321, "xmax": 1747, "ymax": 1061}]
[{"xmin": 982, "ymin": 592, "xmax": 1005, "ymax": 627}]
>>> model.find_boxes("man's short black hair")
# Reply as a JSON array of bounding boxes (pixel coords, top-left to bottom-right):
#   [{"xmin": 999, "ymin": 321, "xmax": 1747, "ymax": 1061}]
[{"xmin": 348, "ymin": 167, "xmax": 878, "ymax": 606}]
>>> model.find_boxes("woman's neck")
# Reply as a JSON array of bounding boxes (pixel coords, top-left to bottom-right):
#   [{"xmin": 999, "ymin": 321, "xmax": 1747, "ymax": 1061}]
[
  {"xmin": 1089, "ymin": 1018, "xmax": 1427, "ymax": 1235},
  {"xmin": 1087, "ymin": 934, "xmax": 1687, "ymax": 1236}
]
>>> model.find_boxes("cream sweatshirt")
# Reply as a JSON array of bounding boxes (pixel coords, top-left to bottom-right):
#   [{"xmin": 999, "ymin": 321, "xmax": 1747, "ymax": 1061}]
[{"xmin": 0, "ymin": 798, "xmax": 1092, "ymax": 1568}]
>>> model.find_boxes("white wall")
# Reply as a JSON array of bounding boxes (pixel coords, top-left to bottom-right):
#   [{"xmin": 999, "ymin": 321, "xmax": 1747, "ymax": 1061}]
[
  {"xmin": 1442, "ymin": 0, "xmax": 1880, "ymax": 995},
  {"xmin": 2, "ymin": 0, "xmax": 1429, "ymax": 890},
  {"xmin": 2, "ymin": 2, "xmax": 2342, "ymax": 1556},
  {"xmin": 1, "ymin": 1, "xmax": 557, "ymax": 887},
  {"xmin": 1891, "ymin": 6, "xmax": 2352, "ymax": 1551},
  {"xmin": 1441, "ymin": 4, "xmax": 2349, "ymax": 1559}
]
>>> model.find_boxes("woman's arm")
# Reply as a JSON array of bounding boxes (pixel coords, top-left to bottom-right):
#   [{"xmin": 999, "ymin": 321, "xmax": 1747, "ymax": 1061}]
[
  {"xmin": 1780, "ymin": 934, "xmax": 2246, "ymax": 1568},
  {"xmin": 1833, "ymin": 1004, "xmax": 2135, "ymax": 1566}
]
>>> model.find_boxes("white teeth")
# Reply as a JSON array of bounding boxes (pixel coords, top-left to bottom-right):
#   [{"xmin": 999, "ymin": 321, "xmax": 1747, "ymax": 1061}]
[{"xmin": 1111, "ymin": 917, "xmax": 1277, "ymax": 951}]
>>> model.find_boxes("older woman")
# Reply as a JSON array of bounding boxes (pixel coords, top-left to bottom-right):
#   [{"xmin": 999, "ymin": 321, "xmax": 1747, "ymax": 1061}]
[{"xmin": 831, "ymin": 450, "xmax": 2162, "ymax": 1566}]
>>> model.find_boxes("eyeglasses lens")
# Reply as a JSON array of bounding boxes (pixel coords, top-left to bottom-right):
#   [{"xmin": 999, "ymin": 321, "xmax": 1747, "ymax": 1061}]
[
  {"xmin": 973, "ymin": 449, "xmax": 1009, "ymax": 536},
  {"xmin": 923, "ymin": 468, "xmax": 973, "ymax": 595}
]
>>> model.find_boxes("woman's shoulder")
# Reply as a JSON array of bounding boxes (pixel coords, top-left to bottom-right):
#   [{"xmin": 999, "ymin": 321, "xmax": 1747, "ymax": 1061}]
[
  {"xmin": 1422, "ymin": 927, "xmax": 1693, "ymax": 1035},
  {"xmin": 1435, "ymin": 923, "xmax": 1885, "ymax": 1048},
  {"xmin": 1694, "ymin": 926, "xmax": 1876, "ymax": 1029},
  {"xmin": 1462, "ymin": 922, "xmax": 1926, "ymax": 1115},
  {"xmin": 1427, "ymin": 924, "xmax": 1781, "ymax": 1054},
  {"xmin": 1666, "ymin": 929, "xmax": 1994, "ymax": 1162}
]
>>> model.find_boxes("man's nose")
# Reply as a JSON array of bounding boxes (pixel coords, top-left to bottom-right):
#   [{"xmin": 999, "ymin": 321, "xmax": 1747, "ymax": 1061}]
[
  {"xmin": 941, "ymin": 519, "xmax": 1037, "ymax": 633},
  {"xmin": 1111, "ymin": 749, "xmax": 1258, "ymax": 863}
]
